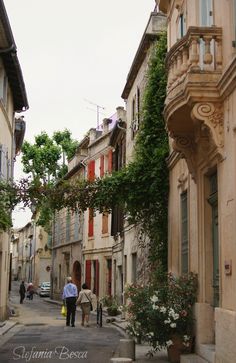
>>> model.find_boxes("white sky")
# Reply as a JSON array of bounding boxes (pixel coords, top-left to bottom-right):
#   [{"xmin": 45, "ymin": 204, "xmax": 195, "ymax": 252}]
[{"xmin": 4, "ymin": 0, "xmax": 155, "ymax": 228}]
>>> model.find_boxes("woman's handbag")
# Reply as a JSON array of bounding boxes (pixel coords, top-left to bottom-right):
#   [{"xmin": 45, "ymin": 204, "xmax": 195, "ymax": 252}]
[{"xmin": 61, "ymin": 305, "xmax": 67, "ymax": 317}]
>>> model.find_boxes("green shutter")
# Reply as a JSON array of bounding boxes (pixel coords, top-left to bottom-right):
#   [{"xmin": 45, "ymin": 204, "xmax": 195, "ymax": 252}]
[{"xmin": 181, "ymin": 191, "xmax": 189, "ymax": 274}]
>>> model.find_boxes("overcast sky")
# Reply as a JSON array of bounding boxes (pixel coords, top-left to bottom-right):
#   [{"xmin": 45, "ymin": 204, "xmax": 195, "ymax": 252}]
[{"xmin": 4, "ymin": 0, "xmax": 155, "ymax": 228}]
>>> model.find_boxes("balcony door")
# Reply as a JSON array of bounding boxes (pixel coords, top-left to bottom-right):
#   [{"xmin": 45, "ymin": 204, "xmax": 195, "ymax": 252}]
[
  {"xmin": 199, "ymin": 0, "xmax": 214, "ymax": 69},
  {"xmin": 200, "ymin": 0, "xmax": 213, "ymax": 26},
  {"xmin": 208, "ymin": 173, "xmax": 219, "ymax": 308}
]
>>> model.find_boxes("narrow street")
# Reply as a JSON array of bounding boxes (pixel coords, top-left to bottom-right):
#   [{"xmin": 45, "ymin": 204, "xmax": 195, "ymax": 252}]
[{"xmin": 0, "ymin": 282, "xmax": 123, "ymax": 363}]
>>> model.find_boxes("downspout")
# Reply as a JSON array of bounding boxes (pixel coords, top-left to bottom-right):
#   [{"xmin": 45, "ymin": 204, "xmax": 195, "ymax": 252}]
[
  {"xmin": 117, "ymin": 119, "xmax": 127, "ymax": 132},
  {"xmin": 0, "ymin": 44, "xmax": 16, "ymax": 54}
]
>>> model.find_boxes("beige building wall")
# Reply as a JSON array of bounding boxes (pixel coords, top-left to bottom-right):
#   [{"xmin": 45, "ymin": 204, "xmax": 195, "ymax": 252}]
[
  {"xmin": 158, "ymin": 0, "xmax": 236, "ymax": 361},
  {"xmin": 83, "ymin": 123, "xmax": 113, "ymax": 300}
]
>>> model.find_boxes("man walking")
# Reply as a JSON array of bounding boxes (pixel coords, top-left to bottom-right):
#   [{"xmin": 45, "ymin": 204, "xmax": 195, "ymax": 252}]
[
  {"xmin": 62, "ymin": 277, "xmax": 78, "ymax": 327},
  {"xmin": 19, "ymin": 281, "xmax": 26, "ymax": 304}
]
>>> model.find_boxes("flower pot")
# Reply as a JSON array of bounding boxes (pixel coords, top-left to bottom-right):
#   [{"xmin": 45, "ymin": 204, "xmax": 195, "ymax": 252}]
[
  {"xmin": 107, "ymin": 307, "xmax": 119, "ymax": 316},
  {"xmin": 167, "ymin": 335, "xmax": 192, "ymax": 363}
]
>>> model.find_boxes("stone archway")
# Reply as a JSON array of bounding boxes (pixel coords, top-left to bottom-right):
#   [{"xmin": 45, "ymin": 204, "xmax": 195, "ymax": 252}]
[{"xmin": 72, "ymin": 261, "xmax": 81, "ymax": 292}]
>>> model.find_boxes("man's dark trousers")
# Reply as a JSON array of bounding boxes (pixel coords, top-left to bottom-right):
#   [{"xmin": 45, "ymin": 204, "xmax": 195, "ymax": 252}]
[{"xmin": 66, "ymin": 297, "xmax": 77, "ymax": 326}]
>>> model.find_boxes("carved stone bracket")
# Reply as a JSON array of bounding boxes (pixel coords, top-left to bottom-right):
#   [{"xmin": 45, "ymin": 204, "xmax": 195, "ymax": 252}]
[
  {"xmin": 170, "ymin": 133, "xmax": 197, "ymax": 180},
  {"xmin": 191, "ymin": 102, "xmax": 224, "ymax": 150}
]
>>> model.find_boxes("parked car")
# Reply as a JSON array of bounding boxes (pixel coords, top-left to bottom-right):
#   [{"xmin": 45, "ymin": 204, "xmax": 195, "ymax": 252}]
[{"xmin": 38, "ymin": 282, "xmax": 51, "ymax": 297}]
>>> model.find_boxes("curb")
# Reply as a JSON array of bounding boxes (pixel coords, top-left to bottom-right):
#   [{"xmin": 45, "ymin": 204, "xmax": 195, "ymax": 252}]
[
  {"xmin": 0, "ymin": 321, "xmax": 18, "ymax": 336},
  {"xmin": 110, "ymin": 321, "xmax": 129, "ymax": 338},
  {"xmin": 43, "ymin": 298, "xmax": 63, "ymax": 306}
]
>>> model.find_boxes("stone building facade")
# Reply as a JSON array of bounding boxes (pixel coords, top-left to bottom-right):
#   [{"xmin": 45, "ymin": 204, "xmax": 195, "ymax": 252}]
[
  {"xmin": 0, "ymin": 0, "xmax": 28, "ymax": 321},
  {"xmin": 12, "ymin": 220, "xmax": 51, "ymax": 288},
  {"xmin": 158, "ymin": 0, "xmax": 236, "ymax": 362}
]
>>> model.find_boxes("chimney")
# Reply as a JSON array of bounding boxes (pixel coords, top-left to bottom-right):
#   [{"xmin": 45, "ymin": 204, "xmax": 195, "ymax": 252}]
[
  {"xmin": 102, "ymin": 118, "xmax": 111, "ymax": 134},
  {"xmin": 116, "ymin": 106, "xmax": 126, "ymax": 122},
  {"xmin": 89, "ymin": 128, "xmax": 97, "ymax": 143}
]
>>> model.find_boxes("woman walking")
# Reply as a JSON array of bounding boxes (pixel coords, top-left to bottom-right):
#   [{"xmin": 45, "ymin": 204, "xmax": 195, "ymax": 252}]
[{"xmin": 77, "ymin": 283, "xmax": 93, "ymax": 327}]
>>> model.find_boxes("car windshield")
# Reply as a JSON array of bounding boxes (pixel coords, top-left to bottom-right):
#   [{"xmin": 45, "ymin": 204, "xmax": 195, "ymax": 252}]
[{"xmin": 41, "ymin": 283, "xmax": 50, "ymax": 287}]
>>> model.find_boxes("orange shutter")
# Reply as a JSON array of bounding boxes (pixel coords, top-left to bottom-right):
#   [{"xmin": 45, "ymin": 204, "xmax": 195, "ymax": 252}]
[
  {"xmin": 88, "ymin": 160, "xmax": 95, "ymax": 181},
  {"xmin": 88, "ymin": 208, "xmax": 94, "ymax": 237}
]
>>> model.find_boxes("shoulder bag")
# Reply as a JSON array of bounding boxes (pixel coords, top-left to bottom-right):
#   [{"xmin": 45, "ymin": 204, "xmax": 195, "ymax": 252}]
[{"xmin": 84, "ymin": 292, "xmax": 93, "ymax": 311}]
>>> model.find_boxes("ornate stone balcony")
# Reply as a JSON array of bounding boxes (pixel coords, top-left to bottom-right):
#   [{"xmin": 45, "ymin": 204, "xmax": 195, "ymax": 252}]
[
  {"xmin": 165, "ymin": 26, "xmax": 222, "ymax": 124},
  {"xmin": 164, "ymin": 27, "xmax": 224, "ymax": 179}
]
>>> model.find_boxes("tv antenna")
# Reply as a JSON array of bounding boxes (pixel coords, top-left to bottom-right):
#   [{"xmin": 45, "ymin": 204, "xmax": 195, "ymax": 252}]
[{"xmin": 84, "ymin": 98, "xmax": 105, "ymax": 129}]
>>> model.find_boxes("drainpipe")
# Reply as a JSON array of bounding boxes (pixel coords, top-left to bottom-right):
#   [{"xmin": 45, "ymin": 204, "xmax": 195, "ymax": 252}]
[
  {"xmin": 117, "ymin": 119, "xmax": 127, "ymax": 132},
  {"xmin": 0, "ymin": 44, "xmax": 16, "ymax": 54}
]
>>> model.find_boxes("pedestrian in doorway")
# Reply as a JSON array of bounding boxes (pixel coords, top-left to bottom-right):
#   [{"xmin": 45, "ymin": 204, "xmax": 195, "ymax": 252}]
[
  {"xmin": 77, "ymin": 283, "xmax": 93, "ymax": 327},
  {"xmin": 19, "ymin": 281, "xmax": 26, "ymax": 304},
  {"xmin": 27, "ymin": 282, "xmax": 35, "ymax": 300},
  {"xmin": 62, "ymin": 277, "xmax": 78, "ymax": 327}
]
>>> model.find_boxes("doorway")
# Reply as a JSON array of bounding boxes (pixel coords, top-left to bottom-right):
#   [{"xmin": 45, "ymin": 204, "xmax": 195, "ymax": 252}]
[
  {"xmin": 208, "ymin": 172, "xmax": 219, "ymax": 307},
  {"xmin": 72, "ymin": 261, "xmax": 81, "ymax": 292}
]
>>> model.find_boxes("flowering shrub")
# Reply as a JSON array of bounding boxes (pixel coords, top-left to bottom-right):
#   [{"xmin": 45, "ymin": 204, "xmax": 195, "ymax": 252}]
[
  {"xmin": 124, "ymin": 284, "xmax": 151, "ymax": 340},
  {"xmin": 125, "ymin": 272, "xmax": 198, "ymax": 353}
]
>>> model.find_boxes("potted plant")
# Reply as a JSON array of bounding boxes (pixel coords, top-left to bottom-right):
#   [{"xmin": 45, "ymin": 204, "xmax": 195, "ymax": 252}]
[
  {"xmin": 125, "ymin": 272, "xmax": 198, "ymax": 362},
  {"xmin": 101, "ymin": 295, "xmax": 121, "ymax": 316}
]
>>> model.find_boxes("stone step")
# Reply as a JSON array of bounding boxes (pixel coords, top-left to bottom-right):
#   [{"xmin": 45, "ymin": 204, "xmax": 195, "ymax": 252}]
[
  {"xmin": 199, "ymin": 344, "xmax": 215, "ymax": 363},
  {"xmin": 110, "ymin": 358, "xmax": 133, "ymax": 363},
  {"xmin": 181, "ymin": 353, "xmax": 209, "ymax": 363}
]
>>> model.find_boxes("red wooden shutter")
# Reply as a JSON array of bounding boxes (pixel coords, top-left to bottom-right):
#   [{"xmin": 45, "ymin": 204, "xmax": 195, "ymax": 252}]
[
  {"xmin": 100, "ymin": 155, "xmax": 104, "ymax": 177},
  {"xmin": 85, "ymin": 260, "xmax": 91, "ymax": 289},
  {"xmin": 108, "ymin": 150, "xmax": 113, "ymax": 173},
  {"xmin": 88, "ymin": 160, "xmax": 95, "ymax": 181},
  {"xmin": 95, "ymin": 260, "xmax": 99, "ymax": 297},
  {"xmin": 88, "ymin": 208, "xmax": 94, "ymax": 237}
]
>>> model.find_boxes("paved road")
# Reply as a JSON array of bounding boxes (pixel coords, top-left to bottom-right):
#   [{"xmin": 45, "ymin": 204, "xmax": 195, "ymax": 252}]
[{"xmin": 0, "ymin": 282, "xmax": 123, "ymax": 363}]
